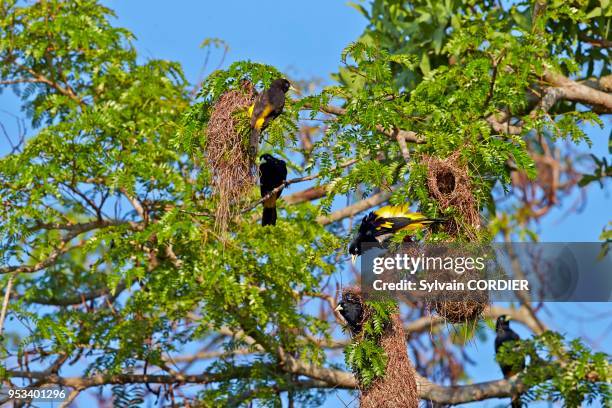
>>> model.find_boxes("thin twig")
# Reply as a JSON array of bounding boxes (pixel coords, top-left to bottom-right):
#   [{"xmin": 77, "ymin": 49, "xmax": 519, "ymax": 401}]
[
  {"xmin": 0, "ymin": 272, "xmax": 16, "ymax": 338},
  {"xmin": 316, "ymin": 190, "xmax": 393, "ymax": 225}
]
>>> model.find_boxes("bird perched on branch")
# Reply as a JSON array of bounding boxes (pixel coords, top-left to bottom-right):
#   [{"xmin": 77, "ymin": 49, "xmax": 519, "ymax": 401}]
[
  {"xmin": 348, "ymin": 205, "xmax": 444, "ymax": 263},
  {"xmin": 248, "ymin": 78, "xmax": 291, "ymax": 157},
  {"xmin": 495, "ymin": 315, "xmax": 525, "ymax": 408},
  {"xmin": 259, "ymin": 154, "xmax": 287, "ymax": 226},
  {"xmin": 335, "ymin": 291, "xmax": 364, "ymax": 334}
]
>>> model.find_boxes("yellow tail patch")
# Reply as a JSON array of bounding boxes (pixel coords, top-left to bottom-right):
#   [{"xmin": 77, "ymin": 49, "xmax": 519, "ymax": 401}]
[{"xmin": 398, "ymin": 222, "xmax": 428, "ymax": 233}]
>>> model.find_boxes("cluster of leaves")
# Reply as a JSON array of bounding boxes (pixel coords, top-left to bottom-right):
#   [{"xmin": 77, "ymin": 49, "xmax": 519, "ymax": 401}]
[
  {"xmin": 496, "ymin": 331, "xmax": 611, "ymax": 407},
  {"xmin": 354, "ymin": 0, "xmax": 610, "ymax": 87},
  {"xmin": 304, "ymin": 36, "xmax": 540, "ymax": 238},
  {"xmin": 579, "ymin": 154, "xmax": 612, "ymax": 188},
  {"xmin": 344, "ymin": 300, "xmax": 395, "ymax": 388},
  {"xmin": 0, "ymin": 1, "xmax": 338, "ymax": 403}
]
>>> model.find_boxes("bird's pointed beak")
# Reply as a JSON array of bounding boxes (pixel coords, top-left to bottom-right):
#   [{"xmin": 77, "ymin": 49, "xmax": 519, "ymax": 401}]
[
  {"xmin": 334, "ymin": 304, "xmax": 343, "ymax": 312},
  {"xmin": 351, "ymin": 254, "xmax": 357, "ymax": 265},
  {"xmin": 289, "ymin": 85, "xmax": 298, "ymax": 93}
]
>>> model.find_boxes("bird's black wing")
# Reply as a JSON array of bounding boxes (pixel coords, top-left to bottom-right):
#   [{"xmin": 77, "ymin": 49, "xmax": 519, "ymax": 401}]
[
  {"xmin": 267, "ymin": 87, "xmax": 286, "ymax": 118},
  {"xmin": 370, "ymin": 216, "xmax": 421, "ymax": 236},
  {"xmin": 259, "ymin": 159, "xmax": 287, "ymax": 197},
  {"xmin": 259, "ymin": 157, "xmax": 287, "ymax": 227},
  {"xmin": 250, "ymin": 87, "xmax": 286, "ymax": 131}
]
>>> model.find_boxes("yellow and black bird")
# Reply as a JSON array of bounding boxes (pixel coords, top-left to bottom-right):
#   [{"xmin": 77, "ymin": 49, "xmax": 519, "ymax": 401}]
[
  {"xmin": 348, "ymin": 205, "xmax": 444, "ymax": 263},
  {"xmin": 495, "ymin": 315, "xmax": 525, "ymax": 408},
  {"xmin": 334, "ymin": 291, "xmax": 364, "ymax": 334},
  {"xmin": 259, "ymin": 154, "xmax": 287, "ymax": 226},
  {"xmin": 248, "ymin": 78, "xmax": 291, "ymax": 156}
]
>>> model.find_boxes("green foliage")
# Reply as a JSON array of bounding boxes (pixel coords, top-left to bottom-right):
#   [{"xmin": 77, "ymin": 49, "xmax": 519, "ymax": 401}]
[
  {"xmin": 309, "ymin": 34, "xmax": 543, "ymax": 238},
  {"xmin": 497, "ymin": 331, "xmax": 612, "ymax": 407},
  {"xmin": 0, "ymin": 1, "xmax": 337, "ymax": 404},
  {"xmin": 344, "ymin": 300, "xmax": 395, "ymax": 388},
  {"xmin": 0, "ymin": 0, "xmax": 610, "ymax": 406},
  {"xmin": 599, "ymin": 222, "xmax": 612, "ymax": 258},
  {"xmin": 579, "ymin": 154, "xmax": 612, "ymax": 188}
]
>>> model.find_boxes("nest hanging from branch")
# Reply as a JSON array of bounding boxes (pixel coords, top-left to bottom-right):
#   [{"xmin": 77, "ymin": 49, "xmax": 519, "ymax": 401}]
[
  {"xmin": 360, "ymin": 313, "xmax": 419, "ymax": 408},
  {"xmin": 205, "ymin": 83, "xmax": 256, "ymax": 231},
  {"xmin": 430, "ymin": 298, "xmax": 486, "ymax": 324},
  {"xmin": 340, "ymin": 287, "xmax": 418, "ymax": 408},
  {"xmin": 422, "ymin": 152, "xmax": 480, "ymax": 239},
  {"xmin": 426, "ymin": 263, "xmax": 489, "ymax": 324},
  {"xmin": 420, "ymin": 154, "xmax": 489, "ymax": 323}
]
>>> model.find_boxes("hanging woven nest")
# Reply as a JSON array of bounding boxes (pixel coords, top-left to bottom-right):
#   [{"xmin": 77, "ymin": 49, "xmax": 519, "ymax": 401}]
[
  {"xmin": 340, "ymin": 288, "xmax": 418, "ymax": 408},
  {"xmin": 430, "ymin": 298, "xmax": 486, "ymax": 324},
  {"xmin": 422, "ymin": 152, "xmax": 480, "ymax": 239},
  {"xmin": 205, "ymin": 82, "xmax": 256, "ymax": 231},
  {"xmin": 422, "ymin": 245, "xmax": 490, "ymax": 324},
  {"xmin": 360, "ymin": 313, "xmax": 419, "ymax": 408},
  {"xmin": 426, "ymin": 269, "xmax": 489, "ymax": 324}
]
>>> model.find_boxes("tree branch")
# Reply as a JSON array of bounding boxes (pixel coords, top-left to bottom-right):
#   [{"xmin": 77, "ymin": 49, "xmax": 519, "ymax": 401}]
[
  {"xmin": 542, "ymin": 70, "xmax": 612, "ymax": 113},
  {"xmin": 302, "ymin": 103, "xmax": 425, "ymax": 144},
  {"xmin": 0, "ymin": 219, "xmax": 132, "ymax": 275},
  {"xmin": 0, "ymin": 272, "xmax": 16, "ymax": 337},
  {"xmin": 317, "ymin": 190, "xmax": 393, "ymax": 225},
  {"xmin": 284, "ymin": 185, "xmax": 328, "ymax": 204}
]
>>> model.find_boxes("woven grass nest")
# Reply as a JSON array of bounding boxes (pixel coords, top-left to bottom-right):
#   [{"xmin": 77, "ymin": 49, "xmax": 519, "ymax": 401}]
[
  {"xmin": 420, "ymin": 153, "xmax": 488, "ymax": 322},
  {"xmin": 422, "ymin": 152, "xmax": 480, "ymax": 239},
  {"xmin": 423, "ymin": 245, "xmax": 489, "ymax": 324},
  {"xmin": 341, "ymin": 287, "xmax": 418, "ymax": 408},
  {"xmin": 426, "ymin": 268, "xmax": 489, "ymax": 324},
  {"xmin": 360, "ymin": 312, "xmax": 419, "ymax": 408},
  {"xmin": 205, "ymin": 82, "xmax": 256, "ymax": 231}
]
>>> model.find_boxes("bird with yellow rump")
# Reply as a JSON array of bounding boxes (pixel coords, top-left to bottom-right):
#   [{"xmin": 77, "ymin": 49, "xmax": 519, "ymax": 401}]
[{"xmin": 248, "ymin": 78, "xmax": 291, "ymax": 157}]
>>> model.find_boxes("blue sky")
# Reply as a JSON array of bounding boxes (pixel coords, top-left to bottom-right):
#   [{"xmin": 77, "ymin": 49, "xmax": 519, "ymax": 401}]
[{"xmin": 0, "ymin": 1, "xmax": 610, "ymax": 407}]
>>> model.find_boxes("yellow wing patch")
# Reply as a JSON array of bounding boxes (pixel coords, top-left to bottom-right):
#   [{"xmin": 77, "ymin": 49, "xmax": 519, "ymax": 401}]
[
  {"xmin": 252, "ymin": 104, "xmax": 273, "ymax": 130},
  {"xmin": 379, "ymin": 221, "xmax": 393, "ymax": 229},
  {"xmin": 374, "ymin": 204, "xmax": 423, "ymax": 219},
  {"xmin": 248, "ymin": 104, "xmax": 254, "ymax": 116}
]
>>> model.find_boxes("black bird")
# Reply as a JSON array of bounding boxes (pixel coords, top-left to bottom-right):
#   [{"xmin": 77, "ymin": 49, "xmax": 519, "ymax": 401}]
[
  {"xmin": 348, "ymin": 205, "xmax": 444, "ymax": 263},
  {"xmin": 334, "ymin": 291, "xmax": 364, "ymax": 334},
  {"xmin": 248, "ymin": 78, "xmax": 291, "ymax": 156},
  {"xmin": 259, "ymin": 154, "xmax": 287, "ymax": 226},
  {"xmin": 495, "ymin": 315, "xmax": 525, "ymax": 408}
]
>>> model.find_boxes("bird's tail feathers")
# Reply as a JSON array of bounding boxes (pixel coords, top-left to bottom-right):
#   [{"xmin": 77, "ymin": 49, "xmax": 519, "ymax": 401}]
[
  {"xmin": 249, "ymin": 128, "xmax": 260, "ymax": 159},
  {"xmin": 262, "ymin": 206, "xmax": 277, "ymax": 226}
]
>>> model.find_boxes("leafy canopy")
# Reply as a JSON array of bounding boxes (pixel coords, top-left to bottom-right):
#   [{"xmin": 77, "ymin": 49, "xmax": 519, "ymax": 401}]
[{"xmin": 0, "ymin": 0, "xmax": 610, "ymax": 406}]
